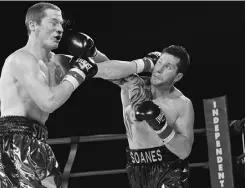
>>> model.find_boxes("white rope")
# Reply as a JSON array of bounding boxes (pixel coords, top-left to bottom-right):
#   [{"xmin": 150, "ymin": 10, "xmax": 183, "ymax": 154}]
[
  {"xmin": 47, "ymin": 129, "xmax": 206, "ymax": 145},
  {"xmin": 68, "ymin": 162, "xmax": 208, "ymax": 177},
  {"xmin": 242, "ymin": 132, "xmax": 245, "ymax": 154}
]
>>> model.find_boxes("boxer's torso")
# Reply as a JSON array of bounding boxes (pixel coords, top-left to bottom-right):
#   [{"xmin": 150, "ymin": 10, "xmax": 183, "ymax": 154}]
[
  {"xmin": 121, "ymin": 75, "xmax": 184, "ymax": 150},
  {"xmin": 0, "ymin": 49, "xmax": 70, "ymax": 125},
  {"xmin": 123, "ymin": 95, "xmax": 182, "ymax": 149}
]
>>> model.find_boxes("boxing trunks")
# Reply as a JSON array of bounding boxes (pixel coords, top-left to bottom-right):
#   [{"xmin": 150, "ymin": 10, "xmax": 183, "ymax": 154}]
[
  {"xmin": 0, "ymin": 116, "xmax": 61, "ymax": 188},
  {"xmin": 126, "ymin": 145, "xmax": 189, "ymax": 188}
]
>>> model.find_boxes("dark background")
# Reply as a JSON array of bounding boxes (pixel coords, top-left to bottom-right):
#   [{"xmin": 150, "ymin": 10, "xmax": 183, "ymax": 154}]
[{"xmin": 0, "ymin": 1, "xmax": 244, "ymax": 188}]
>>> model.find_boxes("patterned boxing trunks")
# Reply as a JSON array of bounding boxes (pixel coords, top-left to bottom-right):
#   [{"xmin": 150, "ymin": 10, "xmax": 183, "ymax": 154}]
[
  {"xmin": 0, "ymin": 116, "xmax": 61, "ymax": 188},
  {"xmin": 126, "ymin": 145, "xmax": 189, "ymax": 188}
]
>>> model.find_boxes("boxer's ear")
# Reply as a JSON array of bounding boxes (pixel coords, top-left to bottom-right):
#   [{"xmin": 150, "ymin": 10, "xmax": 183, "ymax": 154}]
[
  {"xmin": 174, "ymin": 73, "xmax": 183, "ymax": 83},
  {"xmin": 28, "ymin": 21, "xmax": 36, "ymax": 32}
]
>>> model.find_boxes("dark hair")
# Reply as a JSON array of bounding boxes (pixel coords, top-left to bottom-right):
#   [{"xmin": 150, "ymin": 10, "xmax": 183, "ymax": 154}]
[
  {"xmin": 25, "ymin": 2, "xmax": 61, "ymax": 35},
  {"xmin": 162, "ymin": 45, "xmax": 190, "ymax": 75}
]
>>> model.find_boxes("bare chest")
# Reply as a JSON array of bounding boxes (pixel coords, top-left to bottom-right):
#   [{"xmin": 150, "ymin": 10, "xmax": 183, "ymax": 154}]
[
  {"xmin": 38, "ymin": 60, "xmax": 64, "ymax": 87},
  {"xmin": 123, "ymin": 99, "xmax": 180, "ymax": 138},
  {"xmin": 152, "ymin": 98, "xmax": 180, "ymax": 126}
]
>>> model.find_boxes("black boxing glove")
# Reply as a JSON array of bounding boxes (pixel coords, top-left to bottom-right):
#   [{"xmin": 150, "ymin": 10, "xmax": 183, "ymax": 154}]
[
  {"xmin": 67, "ymin": 32, "xmax": 97, "ymax": 58},
  {"xmin": 135, "ymin": 101, "xmax": 175, "ymax": 143},
  {"xmin": 63, "ymin": 57, "xmax": 98, "ymax": 90},
  {"xmin": 133, "ymin": 51, "xmax": 161, "ymax": 73}
]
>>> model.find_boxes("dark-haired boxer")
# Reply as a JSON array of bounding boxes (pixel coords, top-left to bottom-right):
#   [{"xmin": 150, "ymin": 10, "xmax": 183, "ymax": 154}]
[{"xmin": 100, "ymin": 45, "xmax": 194, "ymax": 188}]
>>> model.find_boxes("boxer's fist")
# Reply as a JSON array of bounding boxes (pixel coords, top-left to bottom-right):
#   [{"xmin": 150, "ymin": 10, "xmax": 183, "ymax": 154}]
[
  {"xmin": 135, "ymin": 101, "xmax": 166, "ymax": 129},
  {"xmin": 146, "ymin": 51, "xmax": 161, "ymax": 65},
  {"xmin": 135, "ymin": 100, "xmax": 175, "ymax": 143},
  {"xmin": 70, "ymin": 57, "xmax": 98, "ymax": 78},
  {"xmin": 67, "ymin": 32, "xmax": 97, "ymax": 58},
  {"xmin": 63, "ymin": 57, "xmax": 98, "ymax": 90},
  {"xmin": 133, "ymin": 51, "xmax": 161, "ymax": 73}
]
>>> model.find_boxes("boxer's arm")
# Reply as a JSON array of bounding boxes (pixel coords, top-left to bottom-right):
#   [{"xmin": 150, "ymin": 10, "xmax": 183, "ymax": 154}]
[
  {"xmin": 121, "ymin": 88, "xmax": 131, "ymax": 108},
  {"xmin": 91, "ymin": 50, "xmax": 109, "ymax": 63},
  {"xmin": 53, "ymin": 53, "xmax": 109, "ymax": 84},
  {"xmin": 94, "ymin": 60, "xmax": 137, "ymax": 79},
  {"xmin": 119, "ymin": 75, "xmax": 143, "ymax": 109},
  {"xmin": 95, "ymin": 55, "xmax": 154, "ymax": 80},
  {"xmin": 165, "ymin": 99, "xmax": 194, "ymax": 159},
  {"xmin": 114, "ymin": 74, "xmax": 152, "ymax": 109},
  {"xmin": 11, "ymin": 53, "xmax": 74, "ymax": 113}
]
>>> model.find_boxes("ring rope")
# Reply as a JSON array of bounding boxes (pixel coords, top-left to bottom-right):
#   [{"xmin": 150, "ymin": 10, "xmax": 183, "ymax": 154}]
[
  {"xmin": 47, "ymin": 128, "xmax": 206, "ymax": 145},
  {"xmin": 47, "ymin": 119, "xmax": 240, "ymax": 185},
  {"xmin": 68, "ymin": 162, "xmax": 208, "ymax": 178},
  {"xmin": 47, "ymin": 129, "xmax": 209, "ymax": 183}
]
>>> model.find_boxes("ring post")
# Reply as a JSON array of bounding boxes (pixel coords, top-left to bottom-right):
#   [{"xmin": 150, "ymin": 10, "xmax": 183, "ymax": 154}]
[{"xmin": 203, "ymin": 95, "xmax": 234, "ymax": 188}]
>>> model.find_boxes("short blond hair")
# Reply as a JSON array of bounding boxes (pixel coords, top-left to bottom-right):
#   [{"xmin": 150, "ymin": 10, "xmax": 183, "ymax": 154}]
[{"xmin": 25, "ymin": 2, "xmax": 61, "ymax": 35}]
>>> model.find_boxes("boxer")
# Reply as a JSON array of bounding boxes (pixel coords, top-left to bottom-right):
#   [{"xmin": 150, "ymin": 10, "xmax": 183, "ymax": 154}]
[
  {"xmin": 0, "ymin": 2, "xmax": 160, "ymax": 187},
  {"xmin": 0, "ymin": 2, "xmax": 100, "ymax": 188},
  {"xmin": 100, "ymin": 45, "xmax": 194, "ymax": 188}
]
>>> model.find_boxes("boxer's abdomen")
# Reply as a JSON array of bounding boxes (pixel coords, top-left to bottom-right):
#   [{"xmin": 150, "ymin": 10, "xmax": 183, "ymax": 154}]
[{"xmin": 0, "ymin": 74, "xmax": 49, "ymax": 125}]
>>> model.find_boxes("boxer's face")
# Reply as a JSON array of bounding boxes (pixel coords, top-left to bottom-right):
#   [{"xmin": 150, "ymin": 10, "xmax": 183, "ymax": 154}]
[
  {"xmin": 34, "ymin": 9, "xmax": 64, "ymax": 49},
  {"xmin": 151, "ymin": 53, "xmax": 183, "ymax": 87}
]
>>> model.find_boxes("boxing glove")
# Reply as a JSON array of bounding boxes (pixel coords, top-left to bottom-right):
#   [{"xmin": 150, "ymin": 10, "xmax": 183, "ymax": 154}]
[
  {"xmin": 133, "ymin": 51, "xmax": 161, "ymax": 73},
  {"xmin": 146, "ymin": 51, "xmax": 161, "ymax": 64},
  {"xmin": 67, "ymin": 31, "xmax": 97, "ymax": 58},
  {"xmin": 63, "ymin": 57, "xmax": 98, "ymax": 90},
  {"xmin": 135, "ymin": 100, "xmax": 175, "ymax": 143}
]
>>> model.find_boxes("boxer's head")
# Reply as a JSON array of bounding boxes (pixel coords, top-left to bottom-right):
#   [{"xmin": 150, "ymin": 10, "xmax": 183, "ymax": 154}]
[
  {"xmin": 151, "ymin": 45, "xmax": 190, "ymax": 87},
  {"xmin": 25, "ymin": 2, "xmax": 64, "ymax": 50}
]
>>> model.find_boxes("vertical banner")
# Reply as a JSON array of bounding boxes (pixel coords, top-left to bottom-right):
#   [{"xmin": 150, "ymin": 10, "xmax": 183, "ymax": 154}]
[{"xmin": 203, "ymin": 95, "xmax": 234, "ymax": 188}]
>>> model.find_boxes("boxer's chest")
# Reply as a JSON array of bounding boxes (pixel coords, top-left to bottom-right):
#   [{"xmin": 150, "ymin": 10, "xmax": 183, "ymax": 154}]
[
  {"xmin": 152, "ymin": 98, "xmax": 180, "ymax": 126},
  {"xmin": 38, "ymin": 60, "xmax": 64, "ymax": 87},
  {"xmin": 124, "ymin": 101, "xmax": 179, "ymax": 147},
  {"xmin": 124, "ymin": 99, "xmax": 179, "ymax": 129},
  {"xmin": 124, "ymin": 97, "xmax": 181, "ymax": 148}
]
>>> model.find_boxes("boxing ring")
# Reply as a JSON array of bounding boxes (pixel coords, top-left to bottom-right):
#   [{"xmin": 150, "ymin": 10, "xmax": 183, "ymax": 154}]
[{"xmin": 47, "ymin": 96, "xmax": 245, "ymax": 188}]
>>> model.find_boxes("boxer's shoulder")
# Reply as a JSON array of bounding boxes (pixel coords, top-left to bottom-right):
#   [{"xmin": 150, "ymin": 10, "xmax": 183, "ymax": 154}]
[
  {"xmin": 140, "ymin": 76, "xmax": 151, "ymax": 86},
  {"xmin": 53, "ymin": 53, "xmax": 72, "ymax": 62},
  {"xmin": 174, "ymin": 88, "xmax": 192, "ymax": 105},
  {"xmin": 4, "ymin": 49, "xmax": 37, "ymax": 70},
  {"xmin": 170, "ymin": 87, "xmax": 188, "ymax": 101},
  {"xmin": 155, "ymin": 88, "xmax": 192, "ymax": 112},
  {"xmin": 111, "ymin": 73, "xmax": 144, "ymax": 88},
  {"xmin": 124, "ymin": 74, "xmax": 146, "ymax": 86},
  {"xmin": 172, "ymin": 88, "xmax": 193, "ymax": 115}
]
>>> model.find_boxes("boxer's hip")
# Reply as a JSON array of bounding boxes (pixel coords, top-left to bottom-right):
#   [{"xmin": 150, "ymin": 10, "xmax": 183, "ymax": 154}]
[
  {"xmin": 0, "ymin": 115, "xmax": 48, "ymax": 142},
  {"xmin": 126, "ymin": 144, "xmax": 180, "ymax": 165},
  {"xmin": 126, "ymin": 145, "xmax": 189, "ymax": 188},
  {"xmin": 0, "ymin": 116, "xmax": 61, "ymax": 187}
]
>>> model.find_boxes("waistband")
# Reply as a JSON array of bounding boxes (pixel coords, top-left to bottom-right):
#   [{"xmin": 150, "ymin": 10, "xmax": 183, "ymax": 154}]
[
  {"xmin": 0, "ymin": 116, "xmax": 48, "ymax": 142},
  {"xmin": 126, "ymin": 145, "xmax": 179, "ymax": 165}
]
